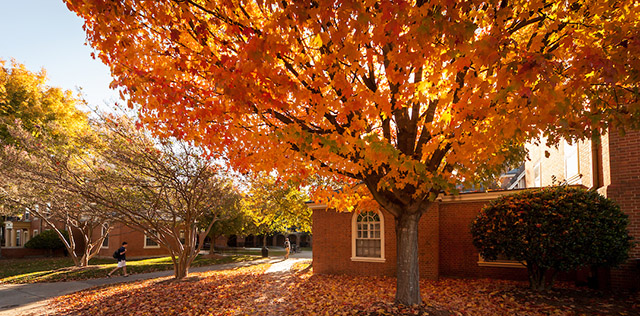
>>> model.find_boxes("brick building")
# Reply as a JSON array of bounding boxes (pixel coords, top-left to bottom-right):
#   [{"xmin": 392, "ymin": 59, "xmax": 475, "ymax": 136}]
[
  {"xmin": 311, "ymin": 191, "xmax": 530, "ymax": 283},
  {"xmin": 1, "ymin": 213, "xmax": 172, "ymax": 259},
  {"xmin": 311, "ymin": 128, "xmax": 639, "ymax": 290},
  {"xmin": 524, "ymin": 128, "xmax": 640, "ymax": 289}
]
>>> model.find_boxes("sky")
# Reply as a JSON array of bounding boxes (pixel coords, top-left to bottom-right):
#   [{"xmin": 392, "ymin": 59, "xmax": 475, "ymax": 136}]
[{"xmin": 0, "ymin": 0, "xmax": 120, "ymax": 111}]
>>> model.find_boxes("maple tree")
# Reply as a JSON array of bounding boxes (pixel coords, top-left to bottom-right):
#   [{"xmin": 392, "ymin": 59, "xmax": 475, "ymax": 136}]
[{"xmin": 66, "ymin": 0, "xmax": 640, "ymax": 304}]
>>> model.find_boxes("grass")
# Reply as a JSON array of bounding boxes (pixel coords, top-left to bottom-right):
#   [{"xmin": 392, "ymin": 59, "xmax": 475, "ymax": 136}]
[{"xmin": 0, "ymin": 254, "xmax": 259, "ymax": 284}]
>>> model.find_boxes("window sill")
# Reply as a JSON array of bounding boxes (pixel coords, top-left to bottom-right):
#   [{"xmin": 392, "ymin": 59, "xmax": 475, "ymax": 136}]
[
  {"xmin": 478, "ymin": 261, "xmax": 526, "ymax": 268},
  {"xmin": 351, "ymin": 256, "xmax": 386, "ymax": 263},
  {"xmin": 143, "ymin": 245, "xmax": 161, "ymax": 249}
]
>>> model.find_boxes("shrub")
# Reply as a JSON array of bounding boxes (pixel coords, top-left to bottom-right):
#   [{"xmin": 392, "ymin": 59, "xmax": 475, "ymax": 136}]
[
  {"xmin": 471, "ymin": 186, "xmax": 632, "ymax": 290},
  {"xmin": 24, "ymin": 229, "xmax": 68, "ymax": 250}
]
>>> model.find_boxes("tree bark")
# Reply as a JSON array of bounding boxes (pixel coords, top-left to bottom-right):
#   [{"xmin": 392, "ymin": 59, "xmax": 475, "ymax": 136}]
[
  {"xmin": 395, "ymin": 211, "xmax": 423, "ymax": 305},
  {"xmin": 527, "ymin": 264, "xmax": 547, "ymax": 291},
  {"xmin": 175, "ymin": 258, "xmax": 189, "ymax": 279}
]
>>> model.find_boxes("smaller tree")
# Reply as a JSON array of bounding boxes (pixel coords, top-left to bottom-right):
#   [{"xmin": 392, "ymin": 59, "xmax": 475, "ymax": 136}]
[
  {"xmin": 0, "ymin": 120, "xmax": 111, "ymax": 267},
  {"xmin": 204, "ymin": 206, "xmax": 250, "ymax": 254},
  {"xmin": 243, "ymin": 174, "xmax": 312, "ymax": 248},
  {"xmin": 471, "ymin": 186, "xmax": 633, "ymax": 290}
]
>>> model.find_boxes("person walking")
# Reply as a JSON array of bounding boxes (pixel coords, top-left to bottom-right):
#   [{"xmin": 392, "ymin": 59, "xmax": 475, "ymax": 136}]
[
  {"xmin": 284, "ymin": 237, "xmax": 291, "ymax": 260},
  {"xmin": 108, "ymin": 242, "xmax": 129, "ymax": 277}
]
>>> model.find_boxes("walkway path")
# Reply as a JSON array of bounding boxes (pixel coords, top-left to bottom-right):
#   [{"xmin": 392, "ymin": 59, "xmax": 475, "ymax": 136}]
[{"xmin": 0, "ymin": 252, "xmax": 312, "ymax": 316}]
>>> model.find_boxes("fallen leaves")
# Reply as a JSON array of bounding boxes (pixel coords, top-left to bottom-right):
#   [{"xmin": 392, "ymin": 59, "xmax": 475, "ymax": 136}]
[{"xmin": 51, "ymin": 263, "xmax": 640, "ymax": 316}]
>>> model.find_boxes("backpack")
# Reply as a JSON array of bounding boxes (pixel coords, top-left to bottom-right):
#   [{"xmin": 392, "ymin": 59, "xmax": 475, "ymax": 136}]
[{"xmin": 112, "ymin": 250, "xmax": 119, "ymax": 259}]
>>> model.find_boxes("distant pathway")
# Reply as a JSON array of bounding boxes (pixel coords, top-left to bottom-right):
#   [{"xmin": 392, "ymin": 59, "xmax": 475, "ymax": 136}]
[{"xmin": 265, "ymin": 258, "xmax": 301, "ymax": 274}]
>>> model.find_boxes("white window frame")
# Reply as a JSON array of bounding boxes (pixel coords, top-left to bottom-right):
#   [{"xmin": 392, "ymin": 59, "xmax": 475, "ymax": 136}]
[
  {"xmin": 33, "ymin": 229, "xmax": 38, "ymax": 237},
  {"xmin": 351, "ymin": 210, "xmax": 385, "ymax": 263},
  {"xmin": 144, "ymin": 230, "xmax": 161, "ymax": 248},
  {"xmin": 101, "ymin": 226, "xmax": 109, "ymax": 249},
  {"xmin": 533, "ymin": 161, "xmax": 541, "ymax": 187},
  {"xmin": 564, "ymin": 140, "xmax": 580, "ymax": 183}
]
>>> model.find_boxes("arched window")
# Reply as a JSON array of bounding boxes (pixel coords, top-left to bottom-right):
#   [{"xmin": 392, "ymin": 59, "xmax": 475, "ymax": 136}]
[{"xmin": 351, "ymin": 210, "xmax": 385, "ymax": 262}]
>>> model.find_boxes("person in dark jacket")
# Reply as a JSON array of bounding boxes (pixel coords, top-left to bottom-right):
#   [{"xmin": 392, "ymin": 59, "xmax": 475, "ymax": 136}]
[{"xmin": 108, "ymin": 242, "xmax": 129, "ymax": 277}]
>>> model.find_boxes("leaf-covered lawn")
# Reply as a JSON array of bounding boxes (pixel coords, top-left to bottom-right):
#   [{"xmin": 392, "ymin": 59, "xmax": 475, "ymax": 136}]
[
  {"xmin": 0, "ymin": 255, "xmax": 258, "ymax": 284},
  {"xmin": 51, "ymin": 261, "xmax": 640, "ymax": 315}
]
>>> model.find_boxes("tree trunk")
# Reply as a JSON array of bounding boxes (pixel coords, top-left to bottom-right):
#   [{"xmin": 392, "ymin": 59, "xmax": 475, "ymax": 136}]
[
  {"xmin": 209, "ymin": 234, "xmax": 218, "ymax": 255},
  {"xmin": 80, "ymin": 248, "xmax": 91, "ymax": 267},
  {"xmin": 395, "ymin": 211, "xmax": 423, "ymax": 305},
  {"xmin": 175, "ymin": 258, "xmax": 189, "ymax": 279},
  {"xmin": 263, "ymin": 235, "xmax": 267, "ymax": 248},
  {"xmin": 527, "ymin": 264, "xmax": 547, "ymax": 291}
]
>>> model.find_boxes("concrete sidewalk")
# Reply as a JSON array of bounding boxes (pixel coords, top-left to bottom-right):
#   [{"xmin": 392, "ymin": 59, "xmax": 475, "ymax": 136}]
[{"xmin": 1, "ymin": 257, "xmax": 292, "ymax": 316}]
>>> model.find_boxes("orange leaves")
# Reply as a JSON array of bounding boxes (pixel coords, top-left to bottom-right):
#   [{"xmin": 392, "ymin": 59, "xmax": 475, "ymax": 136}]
[
  {"xmin": 51, "ymin": 264, "xmax": 640, "ymax": 315},
  {"xmin": 67, "ymin": 0, "xmax": 640, "ymax": 248}
]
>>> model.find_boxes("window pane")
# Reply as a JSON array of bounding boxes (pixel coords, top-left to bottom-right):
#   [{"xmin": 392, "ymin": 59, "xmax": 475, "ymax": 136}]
[{"xmin": 355, "ymin": 210, "xmax": 382, "ymax": 258}]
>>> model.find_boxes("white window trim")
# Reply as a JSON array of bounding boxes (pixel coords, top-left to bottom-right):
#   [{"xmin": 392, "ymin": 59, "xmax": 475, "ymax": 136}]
[
  {"xmin": 564, "ymin": 140, "xmax": 580, "ymax": 182},
  {"xmin": 351, "ymin": 210, "xmax": 386, "ymax": 263},
  {"xmin": 144, "ymin": 231, "xmax": 161, "ymax": 249},
  {"xmin": 33, "ymin": 229, "xmax": 38, "ymax": 237},
  {"xmin": 533, "ymin": 161, "xmax": 541, "ymax": 187},
  {"xmin": 101, "ymin": 226, "xmax": 109, "ymax": 249}
]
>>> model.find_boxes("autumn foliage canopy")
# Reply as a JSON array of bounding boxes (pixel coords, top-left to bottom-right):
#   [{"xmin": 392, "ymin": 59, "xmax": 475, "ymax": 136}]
[{"xmin": 66, "ymin": 0, "xmax": 640, "ymax": 304}]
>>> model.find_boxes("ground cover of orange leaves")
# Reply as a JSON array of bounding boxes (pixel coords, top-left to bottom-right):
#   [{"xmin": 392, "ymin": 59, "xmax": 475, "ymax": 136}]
[{"xmin": 51, "ymin": 263, "xmax": 639, "ymax": 316}]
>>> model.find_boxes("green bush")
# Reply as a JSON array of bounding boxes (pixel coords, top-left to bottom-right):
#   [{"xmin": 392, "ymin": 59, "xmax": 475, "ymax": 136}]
[
  {"xmin": 24, "ymin": 229, "xmax": 69, "ymax": 250},
  {"xmin": 471, "ymin": 186, "xmax": 632, "ymax": 290}
]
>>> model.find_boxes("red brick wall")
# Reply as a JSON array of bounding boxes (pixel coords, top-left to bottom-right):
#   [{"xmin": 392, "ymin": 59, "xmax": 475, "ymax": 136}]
[
  {"xmin": 96, "ymin": 224, "xmax": 170, "ymax": 259},
  {"xmin": 439, "ymin": 201, "xmax": 528, "ymax": 281},
  {"xmin": 313, "ymin": 201, "xmax": 525, "ymax": 281},
  {"xmin": 313, "ymin": 208, "xmax": 396, "ymax": 276},
  {"xmin": 419, "ymin": 204, "xmax": 440, "ymax": 280},
  {"xmin": 0, "ymin": 248, "xmax": 65, "ymax": 259},
  {"xmin": 606, "ymin": 128, "xmax": 640, "ymax": 290}
]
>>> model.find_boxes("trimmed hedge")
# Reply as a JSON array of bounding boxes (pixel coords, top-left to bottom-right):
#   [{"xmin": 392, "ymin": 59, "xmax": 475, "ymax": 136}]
[
  {"xmin": 471, "ymin": 186, "xmax": 632, "ymax": 290},
  {"xmin": 24, "ymin": 229, "xmax": 69, "ymax": 250}
]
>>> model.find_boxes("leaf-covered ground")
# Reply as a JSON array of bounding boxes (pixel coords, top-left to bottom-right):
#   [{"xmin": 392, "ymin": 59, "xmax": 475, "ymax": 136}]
[
  {"xmin": 52, "ymin": 262, "xmax": 639, "ymax": 316},
  {"xmin": 0, "ymin": 255, "xmax": 257, "ymax": 284}
]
